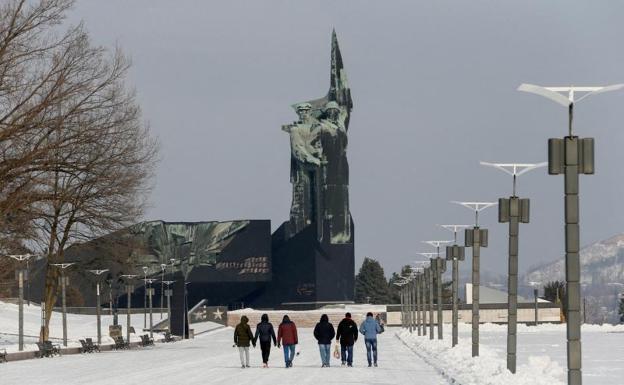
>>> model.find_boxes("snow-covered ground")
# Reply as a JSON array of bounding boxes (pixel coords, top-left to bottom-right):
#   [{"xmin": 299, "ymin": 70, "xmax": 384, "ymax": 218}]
[
  {"xmin": 1, "ymin": 326, "xmax": 448, "ymax": 385},
  {"xmin": 398, "ymin": 322, "xmax": 624, "ymax": 385},
  {"xmin": 3, "ymin": 300, "xmax": 623, "ymax": 385}
]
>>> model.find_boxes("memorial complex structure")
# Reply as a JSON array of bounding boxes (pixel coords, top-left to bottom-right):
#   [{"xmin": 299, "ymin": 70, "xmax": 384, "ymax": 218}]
[{"xmin": 28, "ymin": 32, "xmax": 355, "ymax": 318}]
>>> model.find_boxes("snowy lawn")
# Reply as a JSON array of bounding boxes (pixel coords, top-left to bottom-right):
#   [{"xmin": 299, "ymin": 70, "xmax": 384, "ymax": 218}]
[
  {"xmin": 0, "ymin": 326, "xmax": 448, "ymax": 385},
  {"xmin": 0, "ymin": 301, "xmax": 163, "ymax": 352},
  {"xmin": 397, "ymin": 322, "xmax": 624, "ymax": 385}
]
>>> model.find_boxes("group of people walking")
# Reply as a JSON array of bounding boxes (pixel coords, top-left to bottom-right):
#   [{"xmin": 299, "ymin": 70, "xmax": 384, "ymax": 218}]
[{"xmin": 233, "ymin": 312, "xmax": 384, "ymax": 368}]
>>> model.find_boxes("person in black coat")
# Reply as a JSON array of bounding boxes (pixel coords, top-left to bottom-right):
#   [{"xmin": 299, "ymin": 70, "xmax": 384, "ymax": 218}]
[
  {"xmin": 313, "ymin": 314, "xmax": 336, "ymax": 367},
  {"xmin": 254, "ymin": 313, "xmax": 277, "ymax": 367},
  {"xmin": 335, "ymin": 312, "xmax": 358, "ymax": 367}
]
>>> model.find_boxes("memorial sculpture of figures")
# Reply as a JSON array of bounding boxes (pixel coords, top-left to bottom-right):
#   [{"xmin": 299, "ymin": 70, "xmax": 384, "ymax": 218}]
[{"xmin": 282, "ymin": 30, "xmax": 353, "ymax": 244}]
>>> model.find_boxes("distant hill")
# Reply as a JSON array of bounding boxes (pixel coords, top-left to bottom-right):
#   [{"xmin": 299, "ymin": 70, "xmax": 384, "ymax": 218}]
[{"xmin": 522, "ymin": 233, "xmax": 624, "ymax": 323}]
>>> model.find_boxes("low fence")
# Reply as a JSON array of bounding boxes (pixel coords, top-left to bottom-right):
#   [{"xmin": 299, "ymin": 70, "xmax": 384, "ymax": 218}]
[
  {"xmin": 51, "ymin": 307, "xmax": 167, "ymax": 315},
  {"xmin": 386, "ymin": 303, "xmax": 562, "ymax": 325},
  {"xmin": 227, "ymin": 306, "xmax": 386, "ymax": 328}
]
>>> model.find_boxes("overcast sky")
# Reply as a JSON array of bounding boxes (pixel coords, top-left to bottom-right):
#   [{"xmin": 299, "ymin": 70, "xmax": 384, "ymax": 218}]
[{"xmin": 69, "ymin": 1, "xmax": 624, "ymax": 279}]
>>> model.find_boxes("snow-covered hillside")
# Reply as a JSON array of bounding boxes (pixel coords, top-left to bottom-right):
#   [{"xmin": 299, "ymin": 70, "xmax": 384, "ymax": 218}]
[
  {"xmin": 522, "ymin": 233, "xmax": 624, "ymax": 322},
  {"xmin": 523, "ymin": 233, "xmax": 624, "ymax": 285}
]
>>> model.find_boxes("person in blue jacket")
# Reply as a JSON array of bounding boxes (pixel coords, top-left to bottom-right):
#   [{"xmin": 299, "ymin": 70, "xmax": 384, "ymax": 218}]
[{"xmin": 359, "ymin": 312, "xmax": 383, "ymax": 367}]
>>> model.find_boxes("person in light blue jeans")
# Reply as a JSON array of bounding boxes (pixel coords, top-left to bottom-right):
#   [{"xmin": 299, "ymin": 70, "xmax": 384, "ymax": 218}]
[
  {"xmin": 313, "ymin": 314, "xmax": 336, "ymax": 367},
  {"xmin": 277, "ymin": 315, "xmax": 298, "ymax": 368},
  {"xmin": 360, "ymin": 312, "xmax": 383, "ymax": 367}
]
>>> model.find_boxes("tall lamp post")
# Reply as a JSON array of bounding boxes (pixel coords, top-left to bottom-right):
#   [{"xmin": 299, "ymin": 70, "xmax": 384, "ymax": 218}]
[
  {"xmin": 481, "ymin": 161, "xmax": 545, "ymax": 373},
  {"xmin": 145, "ymin": 278, "xmax": 157, "ymax": 338},
  {"xmin": 404, "ymin": 276, "xmax": 413, "ymax": 332},
  {"xmin": 160, "ymin": 263, "xmax": 167, "ymax": 319},
  {"xmin": 407, "ymin": 273, "xmax": 416, "ymax": 332},
  {"xmin": 418, "ymin": 255, "xmax": 436, "ymax": 340},
  {"xmin": 51, "ymin": 263, "xmax": 74, "ymax": 347},
  {"xmin": 452, "ymin": 201, "xmax": 496, "ymax": 357},
  {"xmin": 420, "ymin": 266, "xmax": 428, "ymax": 337},
  {"xmin": 162, "ymin": 280, "xmax": 175, "ymax": 327},
  {"xmin": 26, "ymin": 258, "xmax": 31, "ymax": 306},
  {"xmin": 120, "ymin": 274, "xmax": 137, "ymax": 344},
  {"xmin": 440, "ymin": 225, "xmax": 470, "ymax": 347},
  {"xmin": 410, "ymin": 266, "xmax": 424, "ymax": 336},
  {"xmin": 142, "ymin": 266, "xmax": 148, "ymax": 329},
  {"xmin": 518, "ymin": 83, "xmax": 624, "ymax": 385},
  {"xmin": 87, "ymin": 269, "xmax": 109, "ymax": 345},
  {"xmin": 5, "ymin": 254, "xmax": 35, "ymax": 351},
  {"xmin": 423, "ymin": 241, "xmax": 452, "ymax": 340}
]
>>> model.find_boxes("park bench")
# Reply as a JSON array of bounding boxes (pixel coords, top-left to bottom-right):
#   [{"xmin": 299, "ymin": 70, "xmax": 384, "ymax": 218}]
[
  {"xmin": 113, "ymin": 336, "xmax": 129, "ymax": 350},
  {"xmin": 79, "ymin": 339, "xmax": 89, "ymax": 353},
  {"xmin": 85, "ymin": 338, "xmax": 100, "ymax": 352},
  {"xmin": 163, "ymin": 332, "xmax": 175, "ymax": 343},
  {"xmin": 140, "ymin": 334, "xmax": 154, "ymax": 347},
  {"xmin": 36, "ymin": 341, "xmax": 61, "ymax": 358},
  {"xmin": 79, "ymin": 338, "xmax": 100, "ymax": 353},
  {"xmin": 0, "ymin": 348, "xmax": 7, "ymax": 363}
]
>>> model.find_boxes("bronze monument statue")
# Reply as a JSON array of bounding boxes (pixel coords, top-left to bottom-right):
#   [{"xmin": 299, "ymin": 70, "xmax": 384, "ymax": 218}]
[{"xmin": 283, "ymin": 30, "xmax": 353, "ymax": 245}]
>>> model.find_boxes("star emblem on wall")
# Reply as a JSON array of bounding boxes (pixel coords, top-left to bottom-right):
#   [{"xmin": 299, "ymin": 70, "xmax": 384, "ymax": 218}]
[{"xmin": 213, "ymin": 308, "xmax": 223, "ymax": 320}]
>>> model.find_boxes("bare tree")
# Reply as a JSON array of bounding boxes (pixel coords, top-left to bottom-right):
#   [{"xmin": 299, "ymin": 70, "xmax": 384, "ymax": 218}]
[
  {"xmin": 0, "ymin": 1, "xmax": 158, "ymax": 340},
  {"xmin": 0, "ymin": 0, "xmax": 77, "ymax": 247}
]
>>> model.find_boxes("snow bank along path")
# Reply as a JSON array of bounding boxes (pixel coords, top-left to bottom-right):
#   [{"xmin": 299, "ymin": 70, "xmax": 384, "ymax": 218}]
[
  {"xmin": 1, "ymin": 326, "xmax": 449, "ymax": 385},
  {"xmin": 397, "ymin": 322, "xmax": 624, "ymax": 385}
]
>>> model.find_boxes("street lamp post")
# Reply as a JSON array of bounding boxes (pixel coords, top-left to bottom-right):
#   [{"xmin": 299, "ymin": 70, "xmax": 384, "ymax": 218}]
[
  {"xmin": 51, "ymin": 263, "xmax": 75, "ymax": 347},
  {"xmin": 408, "ymin": 275, "xmax": 415, "ymax": 333},
  {"xmin": 5, "ymin": 254, "xmax": 35, "ymax": 351},
  {"xmin": 415, "ymin": 272, "xmax": 421, "ymax": 335},
  {"xmin": 160, "ymin": 263, "xmax": 166, "ymax": 319},
  {"xmin": 518, "ymin": 83, "xmax": 624, "ymax": 385},
  {"xmin": 410, "ymin": 266, "xmax": 424, "ymax": 336},
  {"xmin": 399, "ymin": 285, "xmax": 404, "ymax": 328},
  {"xmin": 481, "ymin": 161, "xmax": 545, "ymax": 373},
  {"xmin": 120, "ymin": 274, "xmax": 137, "ymax": 344},
  {"xmin": 440, "ymin": 225, "xmax": 470, "ymax": 347},
  {"xmin": 404, "ymin": 276, "xmax": 412, "ymax": 333},
  {"xmin": 145, "ymin": 278, "xmax": 157, "ymax": 338},
  {"xmin": 142, "ymin": 266, "xmax": 148, "ymax": 329},
  {"xmin": 162, "ymin": 281, "xmax": 175, "ymax": 328},
  {"xmin": 423, "ymin": 241, "xmax": 452, "ymax": 340},
  {"xmin": 26, "ymin": 259, "xmax": 31, "ymax": 307},
  {"xmin": 419, "ymin": 253, "xmax": 439, "ymax": 340},
  {"xmin": 87, "ymin": 269, "xmax": 109, "ymax": 345},
  {"xmin": 424, "ymin": 264, "xmax": 434, "ymax": 339},
  {"xmin": 420, "ymin": 268, "xmax": 427, "ymax": 336},
  {"xmin": 453, "ymin": 201, "xmax": 496, "ymax": 357}
]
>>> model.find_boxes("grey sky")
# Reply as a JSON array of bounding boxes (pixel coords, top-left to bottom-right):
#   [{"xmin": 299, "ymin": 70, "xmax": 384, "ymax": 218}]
[{"xmin": 69, "ymin": 1, "xmax": 624, "ymax": 278}]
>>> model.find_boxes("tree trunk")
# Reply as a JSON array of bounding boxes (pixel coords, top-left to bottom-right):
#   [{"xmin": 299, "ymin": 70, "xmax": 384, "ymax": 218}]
[{"xmin": 40, "ymin": 263, "xmax": 59, "ymax": 341}]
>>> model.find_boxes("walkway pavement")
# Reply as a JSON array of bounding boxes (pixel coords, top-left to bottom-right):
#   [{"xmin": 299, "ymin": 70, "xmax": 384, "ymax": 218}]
[{"xmin": 0, "ymin": 327, "xmax": 448, "ymax": 385}]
